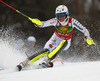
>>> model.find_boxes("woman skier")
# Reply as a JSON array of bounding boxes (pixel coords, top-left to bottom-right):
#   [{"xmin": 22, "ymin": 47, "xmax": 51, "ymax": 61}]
[{"xmin": 17, "ymin": 5, "xmax": 94, "ymax": 71}]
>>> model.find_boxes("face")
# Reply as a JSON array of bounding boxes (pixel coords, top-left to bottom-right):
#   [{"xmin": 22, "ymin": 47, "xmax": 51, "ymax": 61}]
[
  {"xmin": 56, "ymin": 13, "xmax": 67, "ymax": 22},
  {"xmin": 18, "ymin": 42, "xmax": 24, "ymax": 48},
  {"xmin": 58, "ymin": 16, "xmax": 66, "ymax": 22},
  {"xmin": 29, "ymin": 42, "xmax": 35, "ymax": 47}
]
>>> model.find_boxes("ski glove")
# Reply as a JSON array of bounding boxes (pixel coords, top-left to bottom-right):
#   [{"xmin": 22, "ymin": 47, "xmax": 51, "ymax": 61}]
[
  {"xmin": 28, "ymin": 18, "xmax": 42, "ymax": 26},
  {"xmin": 85, "ymin": 36, "xmax": 96, "ymax": 45}
]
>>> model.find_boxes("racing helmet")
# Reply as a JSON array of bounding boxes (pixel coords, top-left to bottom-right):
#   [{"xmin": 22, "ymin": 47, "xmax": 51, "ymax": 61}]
[
  {"xmin": 55, "ymin": 5, "xmax": 69, "ymax": 18},
  {"xmin": 27, "ymin": 36, "xmax": 36, "ymax": 42}
]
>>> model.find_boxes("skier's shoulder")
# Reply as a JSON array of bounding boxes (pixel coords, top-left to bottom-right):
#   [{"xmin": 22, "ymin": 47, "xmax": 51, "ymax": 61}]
[
  {"xmin": 67, "ymin": 16, "xmax": 76, "ymax": 22},
  {"xmin": 67, "ymin": 16, "xmax": 73, "ymax": 22},
  {"xmin": 42, "ymin": 17, "xmax": 57, "ymax": 25},
  {"xmin": 70, "ymin": 17, "xmax": 79, "ymax": 23},
  {"xmin": 68, "ymin": 16, "xmax": 72, "ymax": 19},
  {"xmin": 46, "ymin": 17, "xmax": 57, "ymax": 22}
]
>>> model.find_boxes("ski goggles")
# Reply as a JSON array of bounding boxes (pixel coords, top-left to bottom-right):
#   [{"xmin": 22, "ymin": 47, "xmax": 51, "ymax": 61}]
[{"xmin": 56, "ymin": 13, "xmax": 67, "ymax": 18}]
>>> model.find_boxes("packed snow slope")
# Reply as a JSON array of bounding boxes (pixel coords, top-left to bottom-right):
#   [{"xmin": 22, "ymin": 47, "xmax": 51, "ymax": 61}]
[
  {"xmin": 0, "ymin": 61, "xmax": 100, "ymax": 81},
  {"xmin": 0, "ymin": 28, "xmax": 100, "ymax": 81}
]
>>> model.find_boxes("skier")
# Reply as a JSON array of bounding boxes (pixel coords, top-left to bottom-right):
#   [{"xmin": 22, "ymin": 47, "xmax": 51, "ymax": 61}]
[
  {"xmin": 24, "ymin": 36, "xmax": 36, "ymax": 57},
  {"xmin": 17, "ymin": 5, "xmax": 94, "ymax": 71}
]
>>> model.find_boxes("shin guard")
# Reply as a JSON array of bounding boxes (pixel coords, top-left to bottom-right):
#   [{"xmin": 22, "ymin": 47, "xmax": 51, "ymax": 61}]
[
  {"xmin": 28, "ymin": 49, "xmax": 49, "ymax": 65},
  {"xmin": 48, "ymin": 40, "xmax": 67, "ymax": 60}
]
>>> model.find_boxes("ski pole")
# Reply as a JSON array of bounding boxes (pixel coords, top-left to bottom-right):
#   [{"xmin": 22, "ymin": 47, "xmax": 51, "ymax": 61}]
[{"xmin": 0, "ymin": 0, "xmax": 42, "ymax": 26}]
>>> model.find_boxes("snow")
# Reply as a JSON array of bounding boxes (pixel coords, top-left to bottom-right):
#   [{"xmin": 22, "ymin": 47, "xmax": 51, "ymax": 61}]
[
  {"xmin": 0, "ymin": 42, "xmax": 27, "ymax": 70},
  {"xmin": 0, "ymin": 61, "xmax": 100, "ymax": 81},
  {"xmin": 0, "ymin": 35, "xmax": 100, "ymax": 81}
]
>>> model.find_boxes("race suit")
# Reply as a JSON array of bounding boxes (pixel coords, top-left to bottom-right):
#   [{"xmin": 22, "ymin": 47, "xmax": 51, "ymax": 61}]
[
  {"xmin": 27, "ymin": 16, "xmax": 90, "ymax": 63},
  {"xmin": 40, "ymin": 16, "xmax": 90, "ymax": 52}
]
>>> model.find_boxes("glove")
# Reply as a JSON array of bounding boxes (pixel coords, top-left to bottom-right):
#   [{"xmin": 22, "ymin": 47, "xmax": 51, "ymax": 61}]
[
  {"xmin": 28, "ymin": 18, "xmax": 42, "ymax": 26},
  {"xmin": 85, "ymin": 36, "xmax": 96, "ymax": 45}
]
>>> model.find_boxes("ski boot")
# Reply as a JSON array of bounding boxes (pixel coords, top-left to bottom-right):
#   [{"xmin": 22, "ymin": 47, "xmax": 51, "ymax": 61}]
[
  {"xmin": 17, "ymin": 59, "xmax": 29, "ymax": 71},
  {"xmin": 39, "ymin": 60, "xmax": 53, "ymax": 68}
]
